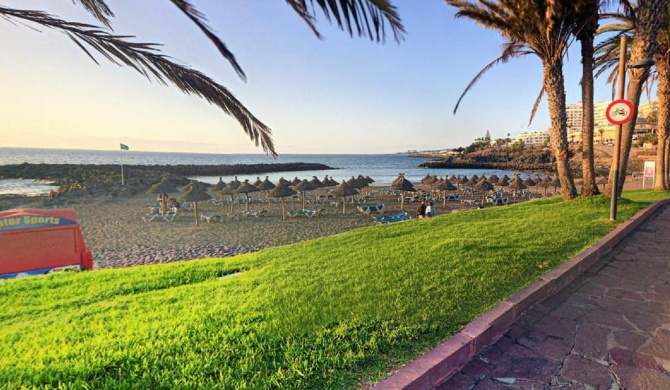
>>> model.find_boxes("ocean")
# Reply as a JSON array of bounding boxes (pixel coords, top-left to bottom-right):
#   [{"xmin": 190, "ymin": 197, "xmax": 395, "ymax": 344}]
[{"xmin": 0, "ymin": 147, "xmax": 526, "ymax": 196}]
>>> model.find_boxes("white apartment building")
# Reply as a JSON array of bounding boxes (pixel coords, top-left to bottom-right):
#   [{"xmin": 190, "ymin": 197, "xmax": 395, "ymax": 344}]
[
  {"xmin": 566, "ymin": 100, "xmax": 615, "ymax": 130},
  {"xmin": 516, "ymin": 129, "xmax": 550, "ymax": 147}
]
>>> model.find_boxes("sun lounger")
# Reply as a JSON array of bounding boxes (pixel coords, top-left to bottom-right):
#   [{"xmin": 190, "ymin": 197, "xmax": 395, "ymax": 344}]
[
  {"xmin": 446, "ymin": 194, "xmax": 461, "ymax": 201},
  {"xmin": 357, "ymin": 204, "xmax": 385, "ymax": 214},
  {"xmin": 142, "ymin": 211, "xmax": 179, "ymax": 222},
  {"xmin": 288, "ymin": 208, "xmax": 324, "ymax": 218},
  {"xmin": 372, "ymin": 212, "xmax": 410, "ymax": 224},
  {"xmin": 492, "ymin": 197, "xmax": 509, "ymax": 206},
  {"xmin": 241, "ymin": 209, "xmax": 269, "ymax": 218},
  {"xmin": 200, "ymin": 212, "xmax": 223, "ymax": 223}
]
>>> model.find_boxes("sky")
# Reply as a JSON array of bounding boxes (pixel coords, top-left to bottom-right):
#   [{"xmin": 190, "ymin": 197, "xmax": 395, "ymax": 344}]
[{"xmin": 1, "ymin": 1, "xmax": 624, "ymax": 155}]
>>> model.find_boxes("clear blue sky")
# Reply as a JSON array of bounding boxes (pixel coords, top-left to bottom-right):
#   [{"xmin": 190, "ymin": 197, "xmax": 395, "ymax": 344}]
[{"xmin": 1, "ymin": 1, "xmax": 622, "ymax": 155}]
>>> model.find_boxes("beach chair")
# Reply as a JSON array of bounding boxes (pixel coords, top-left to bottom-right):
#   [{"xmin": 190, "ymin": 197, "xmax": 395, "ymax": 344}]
[
  {"xmin": 242, "ymin": 209, "xmax": 269, "ymax": 218},
  {"xmin": 142, "ymin": 211, "xmax": 179, "ymax": 222},
  {"xmin": 200, "ymin": 212, "xmax": 223, "ymax": 223},
  {"xmin": 306, "ymin": 208, "xmax": 325, "ymax": 217},
  {"xmin": 373, "ymin": 212, "xmax": 410, "ymax": 224}
]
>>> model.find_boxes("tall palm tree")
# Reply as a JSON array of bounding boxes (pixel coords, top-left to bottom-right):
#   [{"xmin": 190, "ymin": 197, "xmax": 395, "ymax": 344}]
[
  {"xmin": 574, "ymin": 0, "xmax": 601, "ymax": 196},
  {"xmin": 446, "ymin": 0, "xmax": 579, "ymax": 199},
  {"xmin": 596, "ymin": 2, "xmax": 669, "ymax": 191},
  {"xmin": 1, "ymin": 1, "xmax": 405, "ymax": 157},
  {"xmin": 604, "ymin": 0, "xmax": 667, "ymax": 196}
]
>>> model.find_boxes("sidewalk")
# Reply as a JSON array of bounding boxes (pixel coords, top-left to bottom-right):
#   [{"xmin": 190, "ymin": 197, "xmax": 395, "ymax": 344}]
[{"xmin": 439, "ymin": 203, "xmax": 670, "ymax": 389}]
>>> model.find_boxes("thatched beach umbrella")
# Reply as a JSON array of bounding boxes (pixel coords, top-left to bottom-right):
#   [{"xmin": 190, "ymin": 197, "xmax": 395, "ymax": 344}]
[
  {"xmin": 448, "ymin": 174, "xmax": 458, "ymax": 183},
  {"xmin": 256, "ymin": 176, "xmax": 276, "ymax": 201},
  {"xmin": 507, "ymin": 179, "xmax": 527, "ymax": 201},
  {"xmin": 147, "ymin": 177, "xmax": 178, "ymax": 216},
  {"xmin": 497, "ymin": 178, "xmax": 510, "ymax": 190},
  {"xmin": 291, "ymin": 177, "xmax": 302, "ymax": 186},
  {"xmin": 421, "ymin": 173, "xmax": 432, "ymax": 185},
  {"xmin": 269, "ymin": 182, "xmax": 297, "ymax": 219},
  {"xmin": 456, "ymin": 175, "xmax": 469, "ymax": 191},
  {"xmin": 278, "ymin": 177, "xmax": 290, "ymax": 186},
  {"xmin": 331, "ymin": 180, "xmax": 359, "ymax": 214},
  {"xmin": 488, "ymin": 174, "xmax": 499, "ymax": 184},
  {"xmin": 327, "ymin": 176, "xmax": 339, "ymax": 187},
  {"xmin": 256, "ymin": 176, "xmax": 276, "ymax": 191},
  {"xmin": 234, "ymin": 180, "xmax": 260, "ymax": 211},
  {"xmin": 292, "ymin": 179, "xmax": 317, "ymax": 210},
  {"xmin": 536, "ymin": 176, "xmax": 550, "ymax": 196},
  {"xmin": 474, "ymin": 179, "xmax": 494, "ymax": 205},
  {"xmin": 178, "ymin": 185, "xmax": 212, "ymax": 226},
  {"xmin": 252, "ymin": 176, "xmax": 263, "ymax": 187},
  {"xmin": 436, "ymin": 179, "xmax": 457, "ymax": 208},
  {"xmin": 310, "ymin": 176, "xmax": 324, "ymax": 189},
  {"xmin": 365, "ymin": 176, "xmax": 375, "ymax": 184},
  {"xmin": 464, "ymin": 176, "xmax": 478, "ymax": 188},
  {"xmin": 181, "ymin": 179, "xmax": 209, "ymax": 193},
  {"xmin": 232, "ymin": 176, "xmax": 241, "ymax": 189},
  {"xmin": 391, "ymin": 173, "xmax": 416, "ymax": 211},
  {"xmin": 522, "ymin": 176, "xmax": 537, "ymax": 187},
  {"xmin": 219, "ymin": 181, "xmax": 238, "ymax": 213},
  {"xmin": 209, "ymin": 177, "xmax": 226, "ymax": 192}
]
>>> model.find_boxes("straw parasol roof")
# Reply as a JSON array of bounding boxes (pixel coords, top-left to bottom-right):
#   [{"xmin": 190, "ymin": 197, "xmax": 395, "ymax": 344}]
[
  {"xmin": 147, "ymin": 177, "xmax": 178, "ymax": 216},
  {"xmin": 278, "ymin": 177, "xmax": 290, "ymax": 186},
  {"xmin": 457, "ymin": 175, "xmax": 469, "ymax": 185},
  {"xmin": 464, "ymin": 176, "xmax": 478, "ymax": 188},
  {"xmin": 291, "ymin": 177, "xmax": 301, "ymax": 186},
  {"xmin": 421, "ymin": 173, "xmax": 432, "ymax": 184},
  {"xmin": 268, "ymin": 182, "xmax": 297, "ymax": 219},
  {"xmin": 548, "ymin": 177, "xmax": 561, "ymax": 190},
  {"xmin": 488, "ymin": 174, "xmax": 499, "ymax": 184},
  {"xmin": 181, "ymin": 179, "xmax": 209, "ymax": 193},
  {"xmin": 391, "ymin": 173, "xmax": 415, "ymax": 211},
  {"xmin": 346, "ymin": 176, "xmax": 365, "ymax": 189},
  {"xmin": 234, "ymin": 179, "xmax": 261, "ymax": 211},
  {"xmin": 209, "ymin": 177, "xmax": 226, "ymax": 192},
  {"xmin": 448, "ymin": 174, "xmax": 458, "ymax": 183},
  {"xmin": 147, "ymin": 177, "xmax": 178, "ymax": 195},
  {"xmin": 507, "ymin": 180, "xmax": 527, "ymax": 191},
  {"xmin": 436, "ymin": 179, "xmax": 457, "ymax": 191},
  {"xmin": 309, "ymin": 176, "xmax": 324, "ymax": 188},
  {"xmin": 256, "ymin": 176, "xmax": 276, "ymax": 191},
  {"xmin": 327, "ymin": 176, "xmax": 339, "ymax": 186},
  {"xmin": 522, "ymin": 176, "xmax": 537, "ymax": 187},
  {"xmin": 471, "ymin": 174, "xmax": 479, "ymax": 182},
  {"xmin": 252, "ymin": 176, "xmax": 263, "ymax": 187},
  {"xmin": 322, "ymin": 176, "xmax": 334, "ymax": 187},
  {"xmin": 497, "ymin": 178, "xmax": 510, "ymax": 188},
  {"xmin": 365, "ymin": 176, "xmax": 375, "ymax": 184},
  {"xmin": 474, "ymin": 178, "xmax": 494, "ymax": 191},
  {"xmin": 293, "ymin": 179, "xmax": 317, "ymax": 210},
  {"xmin": 178, "ymin": 185, "xmax": 212, "ymax": 226},
  {"xmin": 331, "ymin": 180, "xmax": 359, "ymax": 214}
]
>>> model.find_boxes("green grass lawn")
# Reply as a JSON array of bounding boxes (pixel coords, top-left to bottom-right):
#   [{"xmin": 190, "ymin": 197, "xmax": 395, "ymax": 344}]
[{"xmin": 1, "ymin": 190, "xmax": 668, "ymax": 389}]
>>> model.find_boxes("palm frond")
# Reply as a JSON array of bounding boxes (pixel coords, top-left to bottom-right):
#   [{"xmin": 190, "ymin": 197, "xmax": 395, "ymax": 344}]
[
  {"xmin": 285, "ymin": 0, "xmax": 405, "ymax": 43},
  {"xmin": 170, "ymin": 0, "xmax": 246, "ymax": 81},
  {"xmin": 453, "ymin": 40, "xmax": 529, "ymax": 114},
  {"xmin": 527, "ymin": 87, "xmax": 545, "ymax": 126},
  {"xmin": 72, "ymin": 0, "xmax": 113, "ymax": 27},
  {"xmin": 1, "ymin": 6, "xmax": 276, "ymax": 156}
]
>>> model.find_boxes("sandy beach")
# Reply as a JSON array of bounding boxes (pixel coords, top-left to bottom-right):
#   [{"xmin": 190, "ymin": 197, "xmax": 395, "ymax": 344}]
[{"xmin": 0, "ymin": 178, "xmax": 646, "ymax": 270}]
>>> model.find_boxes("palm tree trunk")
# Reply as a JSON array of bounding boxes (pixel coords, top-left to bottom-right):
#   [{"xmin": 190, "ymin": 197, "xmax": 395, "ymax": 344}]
[
  {"xmin": 610, "ymin": 0, "xmax": 667, "ymax": 196},
  {"xmin": 655, "ymin": 53, "xmax": 670, "ymax": 190},
  {"xmin": 577, "ymin": 6, "xmax": 599, "ymax": 197},
  {"xmin": 579, "ymin": 40, "xmax": 598, "ymax": 196},
  {"xmin": 542, "ymin": 60, "xmax": 578, "ymax": 199}
]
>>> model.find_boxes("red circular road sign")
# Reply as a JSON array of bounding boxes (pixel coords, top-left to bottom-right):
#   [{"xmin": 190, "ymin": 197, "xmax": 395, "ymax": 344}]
[{"xmin": 606, "ymin": 99, "xmax": 635, "ymax": 125}]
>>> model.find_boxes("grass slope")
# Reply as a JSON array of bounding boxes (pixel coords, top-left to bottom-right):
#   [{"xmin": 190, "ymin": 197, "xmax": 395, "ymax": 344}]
[{"xmin": 1, "ymin": 190, "xmax": 667, "ymax": 389}]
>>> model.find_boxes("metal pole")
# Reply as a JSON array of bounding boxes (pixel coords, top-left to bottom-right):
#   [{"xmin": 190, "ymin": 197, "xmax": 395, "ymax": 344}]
[{"xmin": 610, "ymin": 35, "xmax": 627, "ymax": 221}]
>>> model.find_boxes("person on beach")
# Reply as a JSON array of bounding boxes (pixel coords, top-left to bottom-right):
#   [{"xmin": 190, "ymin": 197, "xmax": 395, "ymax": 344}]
[
  {"xmin": 417, "ymin": 199, "xmax": 427, "ymax": 218},
  {"xmin": 425, "ymin": 201, "xmax": 435, "ymax": 218}
]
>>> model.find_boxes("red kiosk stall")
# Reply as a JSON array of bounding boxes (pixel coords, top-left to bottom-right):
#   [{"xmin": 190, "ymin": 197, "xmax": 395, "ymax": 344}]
[{"xmin": 0, "ymin": 208, "xmax": 93, "ymax": 279}]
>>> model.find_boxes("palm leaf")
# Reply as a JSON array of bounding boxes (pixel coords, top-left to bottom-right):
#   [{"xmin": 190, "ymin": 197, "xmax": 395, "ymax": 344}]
[
  {"xmin": 285, "ymin": 0, "xmax": 405, "ymax": 43},
  {"xmin": 1, "ymin": 6, "xmax": 276, "ymax": 156},
  {"xmin": 169, "ymin": 0, "xmax": 246, "ymax": 80},
  {"xmin": 73, "ymin": 0, "xmax": 113, "ymax": 27}
]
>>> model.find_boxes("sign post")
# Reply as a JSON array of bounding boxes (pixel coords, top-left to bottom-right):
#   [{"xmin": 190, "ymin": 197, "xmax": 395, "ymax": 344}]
[{"xmin": 606, "ymin": 35, "xmax": 633, "ymax": 222}]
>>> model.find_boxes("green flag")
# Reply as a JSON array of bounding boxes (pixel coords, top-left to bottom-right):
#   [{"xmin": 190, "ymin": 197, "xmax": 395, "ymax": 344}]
[{"xmin": 120, "ymin": 143, "xmax": 129, "ymax": 151}]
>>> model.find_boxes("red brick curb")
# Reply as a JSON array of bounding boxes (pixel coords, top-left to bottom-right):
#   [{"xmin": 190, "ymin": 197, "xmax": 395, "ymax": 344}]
[{"xmin": 373, "ymin": 198, "xmax": 670, "ymax": 390}]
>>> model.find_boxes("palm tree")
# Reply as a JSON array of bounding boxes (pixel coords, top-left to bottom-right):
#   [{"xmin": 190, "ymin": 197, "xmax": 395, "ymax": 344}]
[
  {"xmin": 596, "ymin": 2, "xmax": 668, "ymax": 191},
  {"xmin": 597, "ymin": 0, "xmax": 667, "ymax": 196},
  {"xmin": 1, "ymin": 1, "xmax": 405, "ymax": 157},
  {"xmin": 446, "ymin": 0, "xmax": 578, "ymax": 199},
  {"xmin": 573, "ymin": 0, "xmax": 601, "ymax": 196}
]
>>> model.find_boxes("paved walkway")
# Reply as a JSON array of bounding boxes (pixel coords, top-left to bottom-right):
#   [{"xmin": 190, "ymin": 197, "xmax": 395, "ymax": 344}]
[{"xmin": 439, "ymin": 204, "xmax": 670, "ymax": 389}]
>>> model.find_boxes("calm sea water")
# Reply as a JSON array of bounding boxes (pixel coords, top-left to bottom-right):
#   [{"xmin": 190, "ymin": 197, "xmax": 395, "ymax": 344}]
[{"xmin": 0, "ymin": 147, "xmax": 525, "ymax": 196}]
